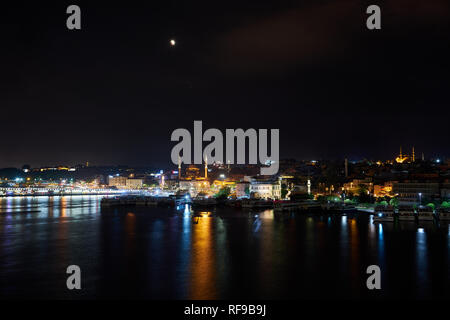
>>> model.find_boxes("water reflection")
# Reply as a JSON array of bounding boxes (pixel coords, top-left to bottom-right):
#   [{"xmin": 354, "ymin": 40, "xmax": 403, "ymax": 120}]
[
  {"xmin": 415, "ymin": 227, "xmax": 428, "ymax": 298},
  {"xmin": 189, "ymin": 214, "xmax": 216, "ymax": 299},
  {"xmin": 0, "ymin": 197, "xmax": 449, "ymax": 299}
]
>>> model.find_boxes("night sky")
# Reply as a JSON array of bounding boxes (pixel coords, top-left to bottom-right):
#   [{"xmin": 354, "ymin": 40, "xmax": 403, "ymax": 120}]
[{"xmin": 1, "ymin": 1, "xmax": 449, "ymax": 168}]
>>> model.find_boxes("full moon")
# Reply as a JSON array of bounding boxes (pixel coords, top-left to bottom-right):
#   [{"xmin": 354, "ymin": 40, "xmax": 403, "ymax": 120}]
[{"xmin": 170, "ymin": 39, "xmax": 176, "ymax": 46}]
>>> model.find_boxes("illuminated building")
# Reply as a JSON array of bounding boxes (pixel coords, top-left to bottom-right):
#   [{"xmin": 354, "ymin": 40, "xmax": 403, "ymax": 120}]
[
  {"xmin": 108, "ymin": 176, "xmax": 127, "ymax": 188},
  {"xmin": 395, "ymin": 146, "xmax": 416, "ymax": 164},
  {"xmin": 373, "ymin": 182, "xmax": 394, "ymax": 197},
  {"xmin": 393, "ymin": 182, "xmax": 440, "ymax": 205},
  {"xmin": 249, "ymin": 178, "xmax": 281, "ymax": 200},
  {"xmin": 178, "ymin": 161, "xmax": 210, "ymax": 197},
  {"xmin": 343, "ymin": 178, "xmax": 373, "ymax": 194},
  {"xmin": 126, "ymin": 178, "xmax": 143, "ymax": 189}
]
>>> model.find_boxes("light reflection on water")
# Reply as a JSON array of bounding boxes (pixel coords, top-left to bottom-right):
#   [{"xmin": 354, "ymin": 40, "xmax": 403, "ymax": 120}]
[{"xmin": 0, "ymin": 195, "xmax": 449, "ymax": 299}]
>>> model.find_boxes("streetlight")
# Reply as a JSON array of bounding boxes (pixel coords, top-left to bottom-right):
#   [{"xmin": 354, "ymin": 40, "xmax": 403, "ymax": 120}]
[{"xmin": 418, "ymin": 193, "xmax": 422, "ymax": 206}]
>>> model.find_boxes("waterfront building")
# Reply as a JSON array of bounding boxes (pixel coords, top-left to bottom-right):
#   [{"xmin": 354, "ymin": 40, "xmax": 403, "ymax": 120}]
[
  {"xmin": 108, "ymin": 176, "xmax": 127, "ymax": 188},
  {"xmin": 249, "ymin": 178, "xmax": 281, "ymax": 200},
  {"xmin": 178, "ymin": 163, "xmax": 210, "ymax": 197},
  {"xmin": 373, "ymin": 182, "xmax": 394, "ymax": 198},
  {"xmin": 441, "ymin": 182, "xmax": 450, "ymax": 200},
  {"xmin": 343, "ymin": 178, "xmax": 373, "ymax": 194},
  {"xmin": 126, "ymin": 178, "xmax": 143, "ymax": 189},
  {"xmin": 179, "ymin": 180, "xmax": 210, "ymax": 197},
  {"xmin": 393, "ymin": 181, "xmax": 440, "ymax": 205}
]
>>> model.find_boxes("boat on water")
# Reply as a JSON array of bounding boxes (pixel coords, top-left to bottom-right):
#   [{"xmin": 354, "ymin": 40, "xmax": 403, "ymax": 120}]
[
  {"xmin": 438, "ymin": 208, "xmax": 450, "ymax": 221},
  {"xmin": 321, "ymin": 202, "xmax": 357, "ymax": 214},
  {"xmin": 225, "ymin": 199, "xmax": 242, "ymax": 208},
  {"xmin": 135, "ymin": 197, "xmax": 147, "ymax": 206},
  {"xmin": 192, "ymin": 196, "xmax": 217, "ymax": 208},
  {"xmin": 417, "ymin": 206, "xmax": 435, "ymax": 221},
  {"xmin": 373, "ymin": 205, "xmax": 395, "ymax": 222},
  {"xmin": 274, "ymin": 200, "xmax": 321, "ymax": 211},
  {"xmin": 342, "ymin": 205, "xmax": 358, "ymax": 213},
  {"xmin": 100, "ymin": 197, "xmax": 121, "ymax": 207},
  {"xmin": 398, "ymin": 206, "xmax": 416, "ymax": 221},
  {"xmin": 274, "ymin": 201, "xmax": 303, "ymax": 211},
  {"xmin": 101, "ymin": 195, "xmax": 161, "ymax": 207},
  {"xmin": 241, "ymin": 199, "xmax": 274, "ymax": 209}
]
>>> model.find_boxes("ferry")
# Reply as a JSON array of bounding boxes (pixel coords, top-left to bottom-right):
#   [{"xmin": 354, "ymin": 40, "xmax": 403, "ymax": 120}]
[
  {"xmin": 398, "ymin": 206, "xmax": 416, "ymax": 221},
  {"xmin": 100, "ymin": 197, "xmax": 121, "ymax": 207},
  {"xmin": 373, "ymin": 205, "xmax": 395, "ymax": 222},
  {"xmin": 274, "ymin": 201, "xmax": 303, "ymax": 211},
  {"xmin": 417, "ymin": 206, "xmax": 435, "ymax": 221},
  {"xmin": 241, "ymin": 199, "xmax": 274, "ymax": 209},
  {"xmin": 275, "ymin": 200, "xmax": 321, "ymax": 211},
  {"xmin": 135, "ymin": 197, "xmax": 147, "ymax": 206},
  {"xmin": 192, "ymin": 196, "xmax": 217, "ymax": 208},
  {"xmin": 321, "ymin": 202, "xmax": 357, "ymax": 214}
]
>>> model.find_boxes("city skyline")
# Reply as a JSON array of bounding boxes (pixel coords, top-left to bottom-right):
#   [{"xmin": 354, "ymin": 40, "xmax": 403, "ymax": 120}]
[
  {"xmin": 1, "ymin": 1, "xmax": 450, "ymax": 168},
  {"xmin": 0, "ymin": 145, "xmax": 446, "ymax": 170}
]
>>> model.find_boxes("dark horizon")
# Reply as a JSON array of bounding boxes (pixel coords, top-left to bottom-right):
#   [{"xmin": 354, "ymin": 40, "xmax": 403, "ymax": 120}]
[{"xmin": 1, "ymin": 1, "xmax": 449, "ymax": 168}]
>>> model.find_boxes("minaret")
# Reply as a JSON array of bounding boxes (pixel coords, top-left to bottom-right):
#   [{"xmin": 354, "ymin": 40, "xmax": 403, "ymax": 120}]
[
  {"xmin": 422, "ymin": 152, "xmax": 425, "ymax": 161},
  {"xmin": 178, "ymin": 156, "xmax": 181, "ymax": 180},
  {"xmin": 204, "ymin": 156, "xmax": 208, "ymax": 179},
  {"xmin": 412, "ymin": 147, "xmax": 415, "ymax": 162},
  {"xmin": 344, "ymin": 158, "xmax": 348, "ymax": 178},
  {"xmin": 399, "ymin": 146, "xmax": 403, "ymax": 159}
]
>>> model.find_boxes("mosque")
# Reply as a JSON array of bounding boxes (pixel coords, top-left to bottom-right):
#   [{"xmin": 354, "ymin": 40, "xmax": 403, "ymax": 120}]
[
  {"xmin": 395, "ymin": 146, "xmax": 420, "ymax": 164},
  {"xmin": 177, "ymin": 157, "xmax": 211, "ymax": 196}
]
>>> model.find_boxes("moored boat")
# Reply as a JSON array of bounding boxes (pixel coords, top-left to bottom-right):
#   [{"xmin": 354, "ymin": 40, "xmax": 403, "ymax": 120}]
[
  {"xmin": 373, "ymin": 205, "xmax": 395, "ymax": 222},
  {"xmin": 192, "ymin": 196, "xmax": 217, "ymax": 207},
  {"xmin": 242, "ymin": 199, "xmax": 274, "ymax": 209},
  {"xmin": 417, "ymin": 206, "xmax": 435, "ymax": 221},
  {"xmin": 438, "ymin": 208, "xmax": 450, "ymax": 221},
  {"xmin": 398, "ymin": 206, "xmax": 416, "ymax": 221}
]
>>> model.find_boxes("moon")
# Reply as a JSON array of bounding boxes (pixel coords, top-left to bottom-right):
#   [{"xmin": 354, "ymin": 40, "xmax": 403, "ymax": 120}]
[{"xmin": 170, "ymin": 39, "xmax": 176, "ymax": 46}]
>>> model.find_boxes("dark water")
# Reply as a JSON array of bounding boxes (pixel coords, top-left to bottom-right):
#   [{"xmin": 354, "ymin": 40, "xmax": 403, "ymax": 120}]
[{"xmin": 0, "ymin": 196, "xmax": 449, "ymax": 299}]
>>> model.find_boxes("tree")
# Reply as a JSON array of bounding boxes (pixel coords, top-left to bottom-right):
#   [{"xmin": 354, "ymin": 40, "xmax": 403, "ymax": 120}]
[
  {"xmin": 357, "ymin": 190, "xmax": 373, "ymax": 204},
  {"xmin": 215, "ymin": 186, "xmax": 231, "ymax": 199},
  {"xmin": 291, "ymin": 193, "xmax": 313, "ymax": 201},
  {"xmin": 441, "ymin": 201, "xmax": 450, "ymax": 209},
  {"xmin": 426, "ymin": 203, "xmax": 435, "ymax": 210},
  {"xmin": 357, "ymin": 185, "xmax": 369, "ymax": 196},
  {"xmin": 389, "ymin": 197, "xmax": 399, "ymax": 208}
]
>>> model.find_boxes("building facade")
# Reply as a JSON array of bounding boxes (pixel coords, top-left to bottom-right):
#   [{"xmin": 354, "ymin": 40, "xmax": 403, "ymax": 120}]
[
  {"xmin": 393, "ymin": 182, "xmax": 440, "ymax": 205},
  {"xmin": 108, "ymin": 176, "xmax": 127, "ymax": 188},
  {"xmin": 249, "ymin": 180, "xmax": 281, "ymax": 200}
]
